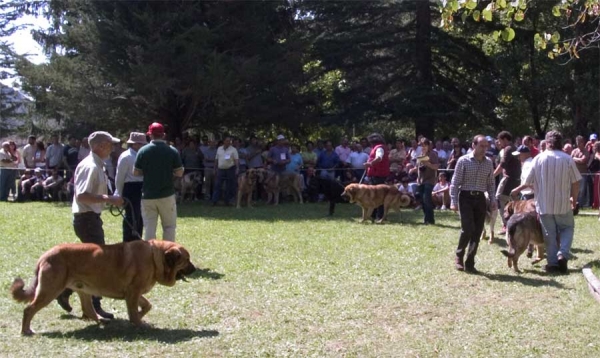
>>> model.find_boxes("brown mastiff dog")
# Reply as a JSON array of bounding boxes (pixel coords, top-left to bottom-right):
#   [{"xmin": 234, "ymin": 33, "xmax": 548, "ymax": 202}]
[
  {"xmin": 10, "ymin": 240, "xmax": 196, "ymax": 335},
  {"xmin": 278, "ymin": 173, "xmax": 304, "ymax": 204},
  {"xmin": 342, "ymin": 183, "xmax": 411, "ymax": 223},
  {"xmin": 502, "ymin": 199, "xmax": 542, "ymax": 261},
  {"xmin": 237, "ymin": 168, "xmax": 258, "ymax": 208}
]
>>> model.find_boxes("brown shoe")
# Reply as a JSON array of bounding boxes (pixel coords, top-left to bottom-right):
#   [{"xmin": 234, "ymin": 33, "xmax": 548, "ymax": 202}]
[{"xmin": 455, "ymin": 256, "xmax": 465, "ymax": 271}]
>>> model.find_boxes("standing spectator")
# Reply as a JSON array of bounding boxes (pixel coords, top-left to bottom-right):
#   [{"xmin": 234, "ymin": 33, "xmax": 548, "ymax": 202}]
[
  {"xmin": 346, "ymin": 143, "xmax": 369, "ymax": 180},
  {"xmin": 211, "ymin": 136, "xmax": 239, "ymax": 206},
  {"xmin": 22, "ymin": 135, "xmax": 37, "ymax": 169},
  {"xmin": 434, "ymin": 140, "xmax": 448, "ymax": 169},
  {"xmin": 407, "ymin": 139, "xmax": 421, "ymax": 165},
  {"xmin": 335, "ymin": 138, "xmax": 352, "ymax": 178},
  {"xmin": 493, "ymin": 131, "xmax": 521, "ymax": 234},
  {"xmin": 34, "ymin": 141, "xmax": 46, "ymax": 169},
  {"xmin": 301, "ymin": 141, "xmax": 317, "ymax": 169},
  {"xmin": 200, "ymin": 139, "xmax": 217, "ymax": 200},
  {"xmin": 450, "ymin": 135, "xmax": 496, "ymax": 273},
  {"xmin": 134, "ymin": 122, "xmax": 184, "ymax": 241},
  {"xmin": 364, "ymin": 133, "xmax": 390, "ymax": 221},
  {"xmin": 360, "ymin": 137, "xmax": 371, "ymax": 155},
  {"xmin": 285, "ymin": 144, "xmax": 304, "ymax": 174},
  {"xmin": 78, "ymin": 137, "xmax": 90, "ymax": 162},
  {"xmin": 181, "ymin": 139, "xmax": 202, "ymax": 174},
  {"xmin": 588, "ymin": 142, "xmax": 600, "ymax": 209},
  {"xmin": 413, "ymin": 138, "xmax": 439, "ymax": 225},
  {"xmin": 8, "ymin": 141, "xmax": 20, "ymax": 198},
  {"xmin": 389, "ymin": 139, "xmax": 407, "ymax": 173},
  {"xmin": 0, "ymin": 141, "xmax": 18, "ymax": 201},
  {"xmin": 57, "ymin": 131, "xmax": 124, "ymax": 318},
  {"xmin": 522, "ymin": 135, "xmax": 539, "ymax": 158},
  {"xmin": 316, "ymin": 140, "xmax": 339, "ymax": 180},
  {"xmin": 62, "ymin": 135, "xmax": 79, "ymax": 182},
  {"xmin": 446, "ymin": 137, "xmax": 464, "ymax": 170},
  {"xmin": 268, "ymin": 135, "xmax": 291, "ymax": 175},
  {"xmin": 563, "ymin": 143, "xmax": 573, "ymax": 155},
  {"xmin": 45, "ymin": 134, "xmax": 63, "ymax": 170},
  {"xmin": 115, "ymin": 132, "xmax": 147, "ymax": 242},
  {"xmin": 571, "ymin": 135, "xmax": 590, "ymax": 207},
  {"xmin": 246, "ymin": 136, "xmax": 264, "ymax": 170},
  {"xmin": 510, "ymin": 145, "xmax": 535, "ymax": 200},
  {"xmin": 511, "ymin": 130, "xmax": 581, "ymax": 273},
  {"xmin": 313, "ymin": 140, "xmax": 325, "ymax": 158},
  {"xmin": 234, "ymin": 138, "xmax": 248, "ymax": 174}
]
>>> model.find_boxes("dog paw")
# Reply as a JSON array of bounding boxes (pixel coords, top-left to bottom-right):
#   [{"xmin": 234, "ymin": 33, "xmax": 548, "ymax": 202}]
[{"xmin": 22, "ymin": 328, "xmax": 35, "ymax": 336}]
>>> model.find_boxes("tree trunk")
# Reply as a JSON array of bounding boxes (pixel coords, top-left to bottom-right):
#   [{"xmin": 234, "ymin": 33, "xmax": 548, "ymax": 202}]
[{"xmin": 414, "ymin": 0, "xmax": 434, "ymax": 140}]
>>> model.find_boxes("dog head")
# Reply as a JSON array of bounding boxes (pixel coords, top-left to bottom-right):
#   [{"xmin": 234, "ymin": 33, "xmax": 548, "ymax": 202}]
[
  {"xmin": 503, "ymin": 200, "xmax": 517, "ymax": 223},
  {"xmin": 246, "ymin": 168, "xmax": 258, "ymax": 184},
  {"xmin": 151, "ymin": 240, "xmax": 196, "ymax": 286},
  {"xmin": 341, "ymin": 183, "xmax": 359, "ymax": 203}
]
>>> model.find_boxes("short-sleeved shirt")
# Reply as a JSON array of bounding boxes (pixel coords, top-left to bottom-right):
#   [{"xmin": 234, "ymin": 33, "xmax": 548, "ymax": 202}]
[
  {"xmin": 64, "ymin": 144, "xmax": 79, "ymax": 167},
  {"xmin": 200, "ymin": 146, "xmax": 217, "ymax": 169},
  {"xmin": 268, "ymin": 145, "xmax": 290, "ymax": 173},
  {"xmin": 72, "ymin": 152, "xmax": 109, "ymax": 214},
  {"xmin": 215, "ymin": 145, "xmax": 238, "ymax": 169},
  {"xmin": 135, "ymin": 140, "xmax": 183, "ymax": 200},
  {"xmin": 571, "ymin": 147, "xmax": 590, "ymax": 174},
  {"xmin": 525, "ymin": 150, "xmax": 581, "ymax": 215},
  {"xmin": 46, "ymin": 143, "xmax": 63, "ymax": 167},
  {"xmin": 285, "ymin": 153, "xmax": 303, "ymax": 173},
  {"xmin": 22, "ymin": 144, "xmax": 36, "ymax": 168},
  {"xmin": 417, "ymin": 150, "xmax": 439, "ymax": 185}
]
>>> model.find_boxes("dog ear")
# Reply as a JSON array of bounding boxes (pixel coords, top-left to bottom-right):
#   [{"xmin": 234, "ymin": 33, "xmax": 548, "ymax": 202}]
[{"xmin": 165, "ymin": 248, "xmax": 181, "ymax": 268}]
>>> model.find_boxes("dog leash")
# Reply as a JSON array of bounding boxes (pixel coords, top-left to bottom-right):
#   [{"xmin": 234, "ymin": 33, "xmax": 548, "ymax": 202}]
[
  {"xmin": 109, "ymin": 197, "xmax": 142, "ymax": 240},
  {"xmin": 358, "ymin": 170, "xmax": 367, "ymax": 184}
]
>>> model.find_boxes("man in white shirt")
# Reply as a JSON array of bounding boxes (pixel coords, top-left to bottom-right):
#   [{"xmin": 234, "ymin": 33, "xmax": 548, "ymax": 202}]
[
  {"xmin": 211, "ymin": 136, "xmax": 239, "ymax": 206},
  {"xmin": 511, "ymin": 130, "xmax": 581, "ymax": 274},
  {"xmin": 346, "ymin": 144, "xmax": 369, "ymax": 181},
  {"xmin": 115, "ymin": 132, "xmax": 147, "ymax": 242},
  {"xmin": 511, "ymin": 145, "xmax": 534, "ymax": 200},
  {"xmin": 22, "ymin": 135, "xmax": 37, "ymax": 169}
]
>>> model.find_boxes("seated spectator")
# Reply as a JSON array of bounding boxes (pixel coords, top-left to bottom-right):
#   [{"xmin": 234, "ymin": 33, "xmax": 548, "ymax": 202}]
[
  {"xmin": 28, "ymin": 168, "xmax": 47, "ymax": 201},
  {"xmin": 342, "ymin": 169, "xmax": 358, "ymax": 186},
  {"xmin": 389, "ymin": 139, "xmax": 406, "ymax": 174},
  {"xmin": 434, "ymin": 140, "xmax": 448, "ymax": 169},
  {"xmin": 432, "ymin": 172, "xmax": 450, "ymax": 210},
  {"xmin": 397, "ymin": 176, "xmax": 414, "ymax": 196},
  {"xmin": 17, "ymin": 169, "xmax": 33, "ymax": 202},
  {"xmin": 42, "ymin": 169, "xmax": 64, "ymax": 201}
]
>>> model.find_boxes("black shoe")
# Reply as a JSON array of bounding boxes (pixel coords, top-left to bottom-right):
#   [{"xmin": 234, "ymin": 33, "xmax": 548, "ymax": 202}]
[
  {"xmin": 557, "ymin": 255, "xmax": 568, "ymax": 274},
  {"xmin": 56, "ymin": 289, "xmax": 73, "ymax": 313},
  {"xmin": 92, "ymin": 297, "xmax": 114, "ymax": 320},
  {"xmin": 464, "ymin": 259, "xmax": 478, "ymax": 274},
  {"xmin": 543, "ymin": 265, "xmax": 561, "ymax": 274},
  {"xmin": 455, "ymin": 256, "xmax": 465, "ymax": 271}
]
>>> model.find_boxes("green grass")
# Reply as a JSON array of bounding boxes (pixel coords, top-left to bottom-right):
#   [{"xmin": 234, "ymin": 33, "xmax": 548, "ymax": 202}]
[{"xmin": 1, "ymin": 201, "xmax": 600, "ymax": 357}]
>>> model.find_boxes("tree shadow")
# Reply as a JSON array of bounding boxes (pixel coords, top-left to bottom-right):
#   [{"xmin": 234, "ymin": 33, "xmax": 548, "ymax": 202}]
[
  {"xmin": 41, "ymin": 320, "xmax": 218, "ymax": 342},
  {"xmin": 480, "ymin": 272, "xmax": 565, "ymax": 288},
  {"xmin": 189, "ymin": 268, "xmax": 225, "ymax": 280}
]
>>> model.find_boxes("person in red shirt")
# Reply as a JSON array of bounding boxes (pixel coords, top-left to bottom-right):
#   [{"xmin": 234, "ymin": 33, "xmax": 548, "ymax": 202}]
[
  {"xmin": 523, "ymin": 136, "xmax": 539, "ymax": 158},
  {"xmin": 364, "ymin": 133, "xmax": 390, "ymax": 221}
]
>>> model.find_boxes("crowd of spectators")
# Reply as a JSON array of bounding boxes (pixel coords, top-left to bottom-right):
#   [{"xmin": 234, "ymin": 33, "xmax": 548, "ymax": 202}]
[{"xmin": 2, "ymin": 131, "xmax": 600, "ymax": 213}]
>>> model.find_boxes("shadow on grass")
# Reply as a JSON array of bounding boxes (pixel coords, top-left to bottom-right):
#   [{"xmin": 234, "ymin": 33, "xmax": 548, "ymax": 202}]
[
  {"xmin": 189, "ymin": 268, "xmax": 225, "ymax": 280},
  {"xmin": 481, "ymin": 272, "xmax": 565, "ymax": 288},
  {"xmin": 42, "ymin": 320, "xmax": 219, "ymax": 342},
  {"xmin": 572, "ymin": 247, "xmax": 594, "ymax": 254}
]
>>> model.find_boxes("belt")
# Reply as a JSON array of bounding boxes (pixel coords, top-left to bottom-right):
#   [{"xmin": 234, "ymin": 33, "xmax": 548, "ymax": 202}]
[
  {"xmin": 461, "ymin": 190, "xmax": 484, "ymax": 196},
  {"xmin": 74, "ymin": 211, "xmax": 100, "ymax": 217}
]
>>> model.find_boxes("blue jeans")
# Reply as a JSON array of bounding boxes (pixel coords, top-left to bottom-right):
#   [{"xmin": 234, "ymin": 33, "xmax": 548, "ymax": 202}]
[
  {"xmin": 212, "ymin": 167, "xmax": 237, "ymax": 204},
  {"xmin": 539, "ymin": 212, "xmax": 575, "ymax": 266},
  {"xmin": 577, "ymin": 177, "xmax": 589, "ymax": 207},
  {"xmin": 419, "ymin": 183, "xmax": 435, "ymax": 224}
]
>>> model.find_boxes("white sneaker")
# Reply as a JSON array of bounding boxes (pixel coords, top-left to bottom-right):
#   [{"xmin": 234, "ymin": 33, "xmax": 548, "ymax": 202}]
[{"xmin": 441, "ymin": 205, "xmax": 447, "ymax": 210}]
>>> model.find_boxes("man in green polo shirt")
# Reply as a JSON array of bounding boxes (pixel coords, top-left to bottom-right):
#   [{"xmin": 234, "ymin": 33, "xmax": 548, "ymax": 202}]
[{"xmin": 134, "ymin": 122, "xmax": 184, "ymax": 241}]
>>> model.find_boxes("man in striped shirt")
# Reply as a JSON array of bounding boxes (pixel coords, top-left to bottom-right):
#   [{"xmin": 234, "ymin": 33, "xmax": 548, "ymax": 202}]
[
  {"xmin": 450, "ymin": 135, "xmax": 496, "ymax": 273},
  {"xmin": 511, "ymin": 130, "xmax": 581, "ymax": 274}
]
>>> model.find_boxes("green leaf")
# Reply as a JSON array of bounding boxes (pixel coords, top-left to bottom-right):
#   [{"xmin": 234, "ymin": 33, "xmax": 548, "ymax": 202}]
[
  {"xmin": 492, "ymin": 30, "xmax": 500, "ymax": 41},
  {"xmin": 552, "ymin": 6, "xmax": 561, "ymax": 17},
  {"xmin": 518, "ymin": 0, "xmax": 527, "ymax": 10},
  {"xmin": 451, "ymin": 0, "xmax": 459, "ymax": 12},
  {"xmin": 466, "ymin": 0, "xmax": 477, "ymax": 10},
  {"xmin": 497, "ymin": 0, "xmax": 507, "ymax": 9},
  {"xmin": 514, "ymin": 10, "xmax": 524, "ymax": 21},
  {"xmin": 461, "ymin": 11, "xmax": 468, "ymax": 23},
  {"xmin": 551, "ymin": 31, "xmax": 561, "ymax": 44},
  {"xmin": 482, "ymin": 9, "xmax": 493, "ymax": 21},
  {"xmin": 502, "ymin": 27, "xmax": 515, "ymax": 42},
  {"xmin": 473, "ymin": 10, "xmax": 481, "ymax": 21}
]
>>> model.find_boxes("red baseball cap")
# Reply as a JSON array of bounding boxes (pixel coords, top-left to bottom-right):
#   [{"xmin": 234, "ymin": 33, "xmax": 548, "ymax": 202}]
[{"xmin": 147, "ymin": 122, "xmax": 165, "ymax": 135}]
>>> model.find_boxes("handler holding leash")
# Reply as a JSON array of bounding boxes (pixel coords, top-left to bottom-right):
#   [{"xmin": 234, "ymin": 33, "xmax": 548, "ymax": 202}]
[
  {"xmin": 450, "ymin": 135, "xmax": 496, "ymax": 273},
  {"xmin": 363, "ymin": 133, "xmax": 389, "ymax": 222},
  {"xmin": 56, "ymin": 131, "xmax": 124, "ymax": 319}
]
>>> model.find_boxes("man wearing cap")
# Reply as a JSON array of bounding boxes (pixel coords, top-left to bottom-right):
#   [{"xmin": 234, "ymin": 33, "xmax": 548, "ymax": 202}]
[
  {"xmin": 134, "ymin": 122, "xmax": 184, "ymax": 241},
  {"xmin": 115, "ymin": 132, "xmax": 147, "ymax": 242},
  {"xmin": 268, "ymin": 135, "xmax": 291, "ymax": 175},
  {"xmin": 510, "ymin": 145, "xmax": 534, "ymax": 200},
  {"xmin": 22, "ymin": 135, "xmax": 37, "ymax": 169},
  {"xmin": 56, "ymin": 131, "xmax": 125, "ymax": 319},
  {"xmin": 511, "ymin": 130, "xmax": 580, "ymax": 274}
]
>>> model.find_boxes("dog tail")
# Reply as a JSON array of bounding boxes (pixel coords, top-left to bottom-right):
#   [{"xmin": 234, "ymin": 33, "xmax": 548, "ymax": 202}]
[
  {"xmin": 10, "ymin": 264, "xmax": 40, "ymax": 303},
  {"xmin": 501, "ymin": 223, "xmax": 518, "ymax": 258}
]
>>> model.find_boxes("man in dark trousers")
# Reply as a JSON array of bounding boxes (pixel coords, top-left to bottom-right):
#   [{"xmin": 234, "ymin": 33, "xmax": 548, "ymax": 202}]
[
  {"xmin": 56, "ymin": 131, "xmax": 124, "ymax": 318},
  {"xmin": 450, "ymin": 135, "xmax": 496, "ymax": 273}
]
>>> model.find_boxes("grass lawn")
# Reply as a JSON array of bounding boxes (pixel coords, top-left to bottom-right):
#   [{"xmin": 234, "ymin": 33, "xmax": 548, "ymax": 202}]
[{"xmin": 1, "ymin": 201, "xmax": 600, "ymax": 357}]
